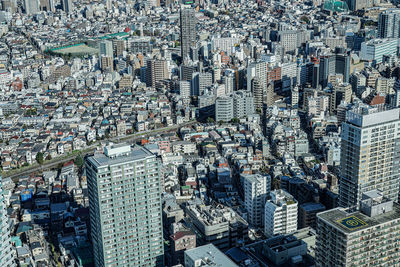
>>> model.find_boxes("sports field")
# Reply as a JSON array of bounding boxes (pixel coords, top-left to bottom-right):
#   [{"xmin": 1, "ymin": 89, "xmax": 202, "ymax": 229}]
[{"xmin": 50, "ymin": 43, "xmax": 99, "ymax": 55}]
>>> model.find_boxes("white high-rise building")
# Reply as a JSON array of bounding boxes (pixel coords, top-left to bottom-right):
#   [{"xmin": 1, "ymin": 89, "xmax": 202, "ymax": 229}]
[
  {"xmin": 264, "ymin": 190, "xmax": 298, "ymax": 237},
  {"xmin": 360, "ymin": 38, "xmax": 398, "ymax": 64},
  {"xmin": 223, "ymin": 74, "xmax": 234, "ymax": 95},
  {"xmin": 0, "ymin": 177, "xmax": 16, "ymax": 267},
  {"xmin": 215, "ymin": 96, "xmax": 233, "ymax": 122},
  {"xmin": 233, "ymin": 90, "xmax": 255, "ymax": 119},
  {"xmin": 86, "ymin": 144, "xmax": 164, "ymax": 267},
  {"xmin": 247, "ymin": 61, "xmax": 267, "ymax": 92},
  {"xmin": 179, "ymin": 80, "xmax": 191, "ymax": 99},
  {"xmin": 339, "ymin": 106, "xmax": 400, "ymax": 208},
  {"xmin": 242, "ymin": 174, "xmax": 271, "ymax": 227}
]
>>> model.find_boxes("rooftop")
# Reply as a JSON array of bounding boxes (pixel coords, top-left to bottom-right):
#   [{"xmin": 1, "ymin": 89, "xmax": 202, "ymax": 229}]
[
  {"xmin": 87, "ymin": 145, "xmax": 155, "ymax": 167},
  {"xmin": 317, "ymin": 203, "xmax": 400, "ymax": 234},
  {"xmin": 185, "ymin": 244, "xmax": 238, "ymax": 267}
]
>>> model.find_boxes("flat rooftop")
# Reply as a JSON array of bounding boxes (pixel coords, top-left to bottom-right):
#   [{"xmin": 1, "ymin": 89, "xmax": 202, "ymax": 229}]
[
  {"xmin": 185, "ymin": 244, "xmax": 238, "ymax": 267},
  {"xmin": 87, "ymin": 146, "xmax": 154, "ymax": 167},
  {"xmin": 317, "ymin": 203, "xmax": 400, "ymax": 234}
]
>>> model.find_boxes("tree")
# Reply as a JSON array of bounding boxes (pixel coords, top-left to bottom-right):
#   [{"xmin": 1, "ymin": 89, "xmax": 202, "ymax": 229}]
[
  {"xmin": 36, "ymin": 152, "xmax": 44, "ymax": 164},
  {"xmin": 206, "ymin": 117, "xmax": 215, "ymax": 123},
  {"xmin": 46, "ymin": 155, "xmax": 52, "ymax": 161},
  {"xmin": 272, "ymin": 177, "xmax": 281, "ymax": 190},
  {"xmin": 300, "ymin": 16, "xmax": 310, "ymax": 24},
  {"xmin": 74, "ymin": 155, "xmax": 84, "ymax": 168},
  {"xmin": 231, "ymin": 118, "xmax": 240, "ymax": 123}
]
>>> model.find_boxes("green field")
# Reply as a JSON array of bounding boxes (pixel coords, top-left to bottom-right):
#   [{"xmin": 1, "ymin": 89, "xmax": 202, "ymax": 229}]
[{"xmin": 50, "ymin": 43, "xmax": 99, "ymax": 55}]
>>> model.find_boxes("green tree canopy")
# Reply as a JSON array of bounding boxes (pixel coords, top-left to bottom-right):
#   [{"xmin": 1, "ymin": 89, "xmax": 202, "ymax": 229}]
[
  {"xmin": 36, "ymin": 152, "xmax": 44, "ymax": 165},
  {"xmin": 74, "ymin": 155, "xmax": 84, "ymax": 167}
]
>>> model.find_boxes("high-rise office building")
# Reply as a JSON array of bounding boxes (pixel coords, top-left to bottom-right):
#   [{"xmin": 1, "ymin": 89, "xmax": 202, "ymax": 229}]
[
  {"xmin": 339, "ymin": 106, "xmax": 400, "ymax": 208},
  {"xmin": 318, "ymin": 53, "xmax": 350, "ymax": 86},
  {"xmin": 345, "ymin": 0, "xmax": 372, "ymax": 11},
  {"xmin": 378, "ymin": 9, "xmax": 400, "ymax": 38},
  {"xmin": 278, "ymin": 30, "xmax": 298, "ymax": 53},
  {"xmin": 62, "ymin": 0, "xmax": 73, "ymax": 13},
  {"xmin": 0, "ymin": 177, "xmax": 16, "ymax": 267},
  {"xmin": 180, "ymin": 7, "xmax": 196, "ymax": 62},
  {"xmin": 316, "ymin": 190, "xmax": 400, "ymax": 267},
  {"xmin": 146, "ymin": 59, "xmax": 169, "ymax": 88},
  {"xmin": 264, "ymin": 189, "xmax": 298, "ymax": 237},
  {"xmin": 242, "ymin": 174, "xmax": 271, "ymax": 227},
  {"xmin": 360, "ymin": 38, "xmax": 398, "ymax": 65},
  {"xmin": 86, "ymin": 144, "xmax": 164, "ymax": 267},
  {"xmin": 39, "ymin": 0, "xmax": 53, "ymax": 11}
]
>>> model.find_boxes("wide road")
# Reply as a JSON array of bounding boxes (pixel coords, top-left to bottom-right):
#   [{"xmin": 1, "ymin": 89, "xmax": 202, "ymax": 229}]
[{"xmin": 2, "ymin": 120, "xmax": 197, "ymax": 181}]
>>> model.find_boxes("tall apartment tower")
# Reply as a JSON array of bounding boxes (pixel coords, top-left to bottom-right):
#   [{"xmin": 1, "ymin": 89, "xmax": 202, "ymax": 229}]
[
  {"xmin": 316, "ymin": 190, "xmax": 400, "ymax": 267},
  {"xmin": 264, "ymin": 189, "xmax": 298, "ymax": 237},
  {"xmin": 0, "ymin": 177, "xmax": 16, "ymax": 267},
  {"xmin": 378, "ymin": 9, "xmax": 400, "ymax": 38},
  {"xmin": 242, "ymin": 174, "xmax": 271, "ymax": 227},
  {"xmin": 247, "ymin": 61, "xmax": 267, "ymax": 92},
  {"xmin": 180, "ymin": 7, "xmax": 196, "ymax": 62},
  {"xmin": 233, "ymin": 90, "xmax": 255, "ymax": 119},
  {"xmin": 86, "ymin": 144, "xmax": 164, "ymax": 267},
  {"xmin": 251, "ymin": 77, "xmax": 263, "ymax": 110},
  {"xmin": 146, "ymin": 59, "xmax": 169, "ymax": 88},
  {"xmin": 339, "ymin": 106, "xmax": 400, "ymax": 208},
  {"xmin": 215, "ymin": 96, "xmax": 233, "ymax": 122}
]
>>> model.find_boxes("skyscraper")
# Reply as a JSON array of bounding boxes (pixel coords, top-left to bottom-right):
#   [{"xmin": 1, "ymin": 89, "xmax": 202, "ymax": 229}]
[
  {"xmin": 378, "ymin": 9, "xmax": 400, "ymax": 38},
  {"xmin": 62, "ymin": 0, "xmax": 73, "ymax": 13},
  {"xmin": 0, "ymin": 177, "xmax": 16, "ymax": 267},
  {"xmin": 180, "ymin": 7, "xmax": 196, "ymax": 62},
  {"xmin": 86, "ymin": 144, "xmax": 164, "ymax": 267},
  {"xmin": 316, "ymin": 190, "xmax": 400, "ymax": 267},
  {"xmin": 339, "ymin": 106, "xmax": 400, "ymax": 208},
  {"xmin": 242, "ymin": 174, "xmax": 271, "ymax": 227}
]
